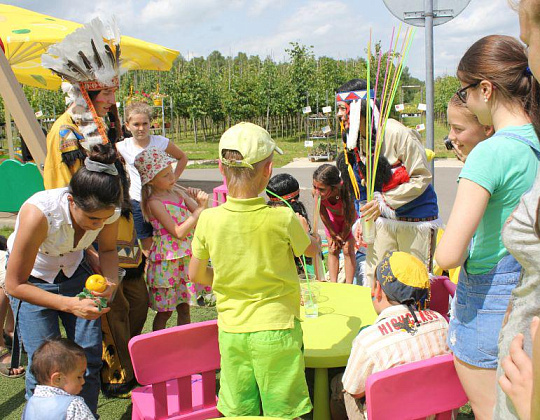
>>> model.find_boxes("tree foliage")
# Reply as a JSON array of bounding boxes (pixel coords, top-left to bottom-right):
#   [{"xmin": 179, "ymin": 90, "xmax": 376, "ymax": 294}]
[{"xmin": 0, "ymin": 43, "xmax": 459, "ymax": 137}]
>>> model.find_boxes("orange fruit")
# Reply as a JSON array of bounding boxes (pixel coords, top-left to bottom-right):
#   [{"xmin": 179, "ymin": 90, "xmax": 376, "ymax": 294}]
[{"xmin": 85, "ymin": 274, "xmax": 107, "ymax": 293}]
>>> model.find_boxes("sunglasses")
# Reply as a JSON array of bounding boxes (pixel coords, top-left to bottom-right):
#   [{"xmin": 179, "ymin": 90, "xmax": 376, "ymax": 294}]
[{"xmin": 456, "ymin": 82, "xmax": 479, "ymax": 103}]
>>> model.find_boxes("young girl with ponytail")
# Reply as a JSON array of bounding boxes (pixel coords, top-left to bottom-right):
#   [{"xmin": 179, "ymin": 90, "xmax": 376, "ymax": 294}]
[{"xmin": 313, "ymin": 164, "xmax": 357, "ymax": 283}]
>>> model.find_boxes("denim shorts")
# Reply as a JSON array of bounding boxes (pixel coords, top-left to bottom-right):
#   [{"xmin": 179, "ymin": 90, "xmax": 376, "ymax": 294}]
[
  {"xmin": 448, "ymin": 253, "xmax": 521, "ymax": 368},
  {"xmin": 131, "ymin": 199, "xmax": 153, "ymax": 240}
]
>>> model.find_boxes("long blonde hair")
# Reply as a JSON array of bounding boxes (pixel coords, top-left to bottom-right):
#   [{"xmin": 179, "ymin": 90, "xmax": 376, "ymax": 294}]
[{"xmin": 140, "ymin": 183, "xmax": 154, "ymax": 221}]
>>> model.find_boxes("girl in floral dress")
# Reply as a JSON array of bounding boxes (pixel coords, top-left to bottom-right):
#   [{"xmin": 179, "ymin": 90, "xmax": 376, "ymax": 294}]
[{"xmin": 134, "ymin": 147, "xmax": 210, "ymax": 331}]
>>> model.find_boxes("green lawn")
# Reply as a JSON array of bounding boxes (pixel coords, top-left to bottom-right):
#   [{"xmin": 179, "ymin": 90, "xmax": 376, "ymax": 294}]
[
  {"xmin": 171, "ymin": 118, "xmax": 455, "ymax": 169},
  {"xmin": 0, "ymin": 306, "xmax": 218, "ymax": 420},
  {"xmin": 0, "ymin": 304, "xmax": 474, "ymax": 419}
]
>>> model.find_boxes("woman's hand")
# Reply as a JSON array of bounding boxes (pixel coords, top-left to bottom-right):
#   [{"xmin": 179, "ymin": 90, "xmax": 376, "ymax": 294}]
[
  {"xmin": 360, "ymin": 200, "xmax": 381, "ymax": 222},
  {"xmin": 91, "ymin": 280, "xmax": 117, "ymax": 302},
  {"xmin": 69, "ymin": 296, "xmax": 110, "ymax": 319}
]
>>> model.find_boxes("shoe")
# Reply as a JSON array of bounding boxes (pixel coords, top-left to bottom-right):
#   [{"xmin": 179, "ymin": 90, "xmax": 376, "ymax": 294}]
[
  {"xmin": 0, "ymin": 362, "xmax": 25, "ymax": 379},
  {"xmin": 101, "ymin": 377, "xmax": 138, "ymax": 399},
  {"xmin": 3, "ymin": 332, "xmax": 12, "ymax": 350}
]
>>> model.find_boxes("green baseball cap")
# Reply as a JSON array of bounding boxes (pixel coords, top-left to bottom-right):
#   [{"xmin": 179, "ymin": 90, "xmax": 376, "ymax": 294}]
[{"xmin": 219, "ymin": 122, "xmax": 283, "ymax": 169}]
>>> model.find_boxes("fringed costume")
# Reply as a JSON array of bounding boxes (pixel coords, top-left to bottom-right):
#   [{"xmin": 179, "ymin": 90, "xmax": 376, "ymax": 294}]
[
  {"xmin": 41, "ymin": 18, "xmax": 146, "ymax": 398},
  {"xmin": 335, "ymin": 80, "xmax": 441, "ymax": 286}
]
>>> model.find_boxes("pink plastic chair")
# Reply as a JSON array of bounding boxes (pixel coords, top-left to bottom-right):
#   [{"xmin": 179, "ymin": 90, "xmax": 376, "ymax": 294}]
[
  {"xmin": 365, "ymin": 354, "xmax": 468, "ymax": 420},
  {"xmin": 128, "ymin": 320, "xmax": 220, "ymax": 420},
  {"xmin": 213, "ymin": 179, "xmax": 228, "ymax": 206},
  {"xmin": 429, "ymin": 276, "xmax": 457, "ymax": 322}
]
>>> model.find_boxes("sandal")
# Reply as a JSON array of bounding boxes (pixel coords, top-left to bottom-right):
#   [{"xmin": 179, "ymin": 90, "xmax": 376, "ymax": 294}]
[
  {"xmin": 0, "ymin": 362, "xmax": 25, "ymax": 379},
  {"xmin": 3, "ymin": 331, "xmax": 12, "ymax": 350}
]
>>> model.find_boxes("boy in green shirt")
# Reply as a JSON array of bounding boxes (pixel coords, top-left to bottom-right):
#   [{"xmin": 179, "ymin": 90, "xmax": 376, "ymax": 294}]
[{"xmin": 189, "ymin": 122, "xmax": 319, "ymax": 418}]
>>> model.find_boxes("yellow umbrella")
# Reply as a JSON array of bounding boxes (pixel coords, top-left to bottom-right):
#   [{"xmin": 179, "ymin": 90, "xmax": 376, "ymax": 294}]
[{"xmin": 0, "ymin": 4, "xmax": 179, "ymax": 90}]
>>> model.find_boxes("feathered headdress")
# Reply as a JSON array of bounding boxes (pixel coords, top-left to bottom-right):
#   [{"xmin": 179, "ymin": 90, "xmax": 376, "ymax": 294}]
[
  {"xmin": 42, "ymin": 17, "xmax": 124, "ymax": 150},
  {"xmin": 335, "ymin": 89, "xmax": 380, "ymax": 151}
]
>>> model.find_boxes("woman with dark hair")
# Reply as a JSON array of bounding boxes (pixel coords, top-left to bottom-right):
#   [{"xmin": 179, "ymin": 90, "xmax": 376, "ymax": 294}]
[
  {"xmin": 435, "ymin": 35, "xmax": 540, "ymax": 419},
  {"xmin": 5, "ymin": 144, "xmax": 122, "ymax": 417},
  {"xmin": 41, "ymin": 17, "xmax": 149, "ymax": 399}
]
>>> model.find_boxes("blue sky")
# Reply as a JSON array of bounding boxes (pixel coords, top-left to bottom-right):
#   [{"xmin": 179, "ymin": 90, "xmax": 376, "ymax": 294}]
[{"xmin": 3, "ymin": 0, "xmax": 520, "ymax": 80}]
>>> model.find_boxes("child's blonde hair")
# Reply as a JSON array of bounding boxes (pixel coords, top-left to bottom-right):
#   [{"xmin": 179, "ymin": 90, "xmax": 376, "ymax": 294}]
[
  {"xmin": 448, "ymin": 94, "xmax": 483, "ymax": 126},
  {"xmin": 140, "ymin": 183, "xmax": 154, "ymax": 221},
  {"xmin": 125, "ymin": 101, "xmax": 153, "ymax": 123},
  {"xmin": 221, "ymin": 149, "xmax": 272, "ymax": 195}
]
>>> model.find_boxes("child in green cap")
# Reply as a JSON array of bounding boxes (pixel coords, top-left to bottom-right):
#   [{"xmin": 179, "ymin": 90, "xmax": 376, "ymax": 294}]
[{"xmin": 189, "ymin": 122, "xmax": 319, "ymax": 418}]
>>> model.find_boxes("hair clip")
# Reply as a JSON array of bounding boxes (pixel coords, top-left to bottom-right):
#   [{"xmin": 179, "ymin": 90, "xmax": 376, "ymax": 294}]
[{"xmin": 525, "ymin": 66, "xmax": 533, "ymax": 76}]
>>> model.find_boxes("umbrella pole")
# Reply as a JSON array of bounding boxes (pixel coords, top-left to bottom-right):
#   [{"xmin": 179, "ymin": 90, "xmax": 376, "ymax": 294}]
[
  {"xmin": 0, "ymin": 49, "xmax": 46, "ymax": 172},
  {"xmin": 4, "ymin": 107, "xmax": 14, "ymax": 159}
]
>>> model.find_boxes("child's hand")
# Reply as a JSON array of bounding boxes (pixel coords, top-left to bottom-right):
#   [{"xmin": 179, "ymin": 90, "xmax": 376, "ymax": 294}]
[
  {"xmin": 195, "ymin": 190, "xmax": 209, "ymax": 208},
  {"xmin": 296, "ymin": 213, "xmax": 310, "ymax": 233},
  {"xmin": 186, "ymin": 187, "xmax": 202, "ymax": 199},
  {"xmin": 328, "ymin": 236, "xmax": 342, "ymax": 252},
  {"xmin": 354, "ymin": 222, "xmax": 363, "ymax": 244}
]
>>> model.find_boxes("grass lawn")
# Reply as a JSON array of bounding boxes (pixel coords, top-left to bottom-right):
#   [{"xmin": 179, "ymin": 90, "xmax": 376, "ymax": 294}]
[
  {"xmin": 172, "ymin": 133, "xmax": 312, "ymax": 169},
  {"xmin": 0, "ymin": 303, "xmax": 474, "ymax": 419},
  {"xmin": 0, "ymin": 306, "xmax": 218, "ymax": 420},
  {"xmin": 171, "ymin": 118, "xmax": 455, "ymax": 169}
]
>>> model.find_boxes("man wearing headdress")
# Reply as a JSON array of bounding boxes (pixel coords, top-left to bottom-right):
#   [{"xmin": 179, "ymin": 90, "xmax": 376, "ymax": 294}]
[
  {"xmin": 41, "ymin": 18, "xmax": 147, "ymax": 399},
  {"xmin": 335, "ymin": 79, "xmax": 441, "ymax": 286},
  {"xmin": 42, "ymin": 18, "xmax": 122, "ymax": 189}
]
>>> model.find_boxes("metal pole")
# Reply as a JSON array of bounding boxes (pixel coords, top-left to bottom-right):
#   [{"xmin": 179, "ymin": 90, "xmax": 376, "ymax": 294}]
[{"xmin": 425, "ymin": 0, "xmax": 435, "ymax": 181}]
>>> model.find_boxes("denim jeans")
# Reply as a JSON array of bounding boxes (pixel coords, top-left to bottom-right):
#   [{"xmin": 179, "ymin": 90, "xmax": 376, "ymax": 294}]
[
  {"xmin": 10, "ymin": 262, "xmax": 102, "ymax": 416},
  {"xmin": 448, "ymin": 253, "xmax": 520, "ymax": 368},
  {"xmin": 131, "ymin": 199, "xmax": 153, "ymax": 240}
]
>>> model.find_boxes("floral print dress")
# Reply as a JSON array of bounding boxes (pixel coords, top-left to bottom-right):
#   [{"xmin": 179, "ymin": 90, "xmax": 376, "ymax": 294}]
[{"xmin": 146, "ymin": 199, "xmax": 211, "ymax": 311}]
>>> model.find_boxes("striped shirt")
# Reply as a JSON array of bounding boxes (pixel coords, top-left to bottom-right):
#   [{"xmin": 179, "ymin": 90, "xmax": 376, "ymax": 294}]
[{"xmin": 342, "ymin": 305, "xmax": 449, "ymax": 395}]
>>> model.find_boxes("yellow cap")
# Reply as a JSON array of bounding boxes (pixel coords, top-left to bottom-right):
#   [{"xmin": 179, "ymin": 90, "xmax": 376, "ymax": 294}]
[{"xmin": 219, "ymin": 122, "xmax": 283, "ymax": 169}]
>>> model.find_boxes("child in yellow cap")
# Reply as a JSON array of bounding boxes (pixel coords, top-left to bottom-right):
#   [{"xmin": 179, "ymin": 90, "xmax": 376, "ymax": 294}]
[
  {"xmin": 189, "ymin": 122, "xmax": 319, "ymax": 418},
  {"xmin": 331, "ymin": 251, "xmax": 449, "ymax": 419}
]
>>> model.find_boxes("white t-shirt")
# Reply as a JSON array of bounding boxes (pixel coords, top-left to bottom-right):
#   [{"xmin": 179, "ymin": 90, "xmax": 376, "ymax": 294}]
[
  {"xmin": 116, "ymin": 135, "xmax": 169, "ymax": 201},
  {"xmin": 7, "ymin": 188, "xmax": 120, "ymax": 283}
]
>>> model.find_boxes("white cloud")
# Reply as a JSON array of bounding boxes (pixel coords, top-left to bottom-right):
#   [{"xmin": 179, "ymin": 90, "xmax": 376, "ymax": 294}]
[
  {"xmin": 1, "ymin": 0, "xmax": 523, "ymax": 80},
  {"xmin": 426, "ymin": 0, "xmax": 520, "ymax": 77},
  {"xmin": 247, "ymin": 0, "xmax": 286, "ymax": 16}
]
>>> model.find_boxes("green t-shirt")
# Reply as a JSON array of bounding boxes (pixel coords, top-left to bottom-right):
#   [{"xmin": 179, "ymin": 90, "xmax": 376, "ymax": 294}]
[
  {"xmin": 191, "ymin": 196, "xmax": 310, "ymax": 333},
  {"xmin": 459, "ymin": 124, "xmax": 539, "ymax": 274}
]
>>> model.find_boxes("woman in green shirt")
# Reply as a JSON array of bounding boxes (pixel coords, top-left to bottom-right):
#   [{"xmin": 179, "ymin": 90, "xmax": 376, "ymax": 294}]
[{"xmin": 435, "ymin": 35, "xmax": 540, "ymax": 420}]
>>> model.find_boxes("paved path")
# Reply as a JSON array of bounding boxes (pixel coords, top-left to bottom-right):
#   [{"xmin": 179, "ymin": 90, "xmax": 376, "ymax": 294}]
[{"xmin": 0, "ymin": 159, "xmax": 462, "ymax": 230}]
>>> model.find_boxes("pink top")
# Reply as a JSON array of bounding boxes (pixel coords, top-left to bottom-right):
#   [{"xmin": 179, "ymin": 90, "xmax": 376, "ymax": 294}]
[
  {"xmin": 321, "ymin": 197, "xmax": 354, "ymax": 240},
  {"xmin": 149, "ymin": 199, "xmax": 193, "ymax": 263}
]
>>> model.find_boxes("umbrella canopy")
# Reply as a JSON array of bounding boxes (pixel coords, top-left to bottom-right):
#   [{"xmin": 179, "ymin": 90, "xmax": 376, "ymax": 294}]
[{"xmin": 0, "ymin": 5, "xmax": 179, "ymax": 90}]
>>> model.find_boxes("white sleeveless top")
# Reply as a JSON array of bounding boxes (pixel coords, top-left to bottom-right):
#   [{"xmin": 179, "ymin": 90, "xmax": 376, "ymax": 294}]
[{"xmin": 7, "ymin": 188, "xmax": 120, "ymax": 283}]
